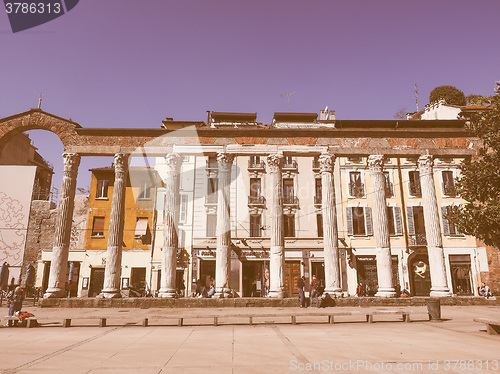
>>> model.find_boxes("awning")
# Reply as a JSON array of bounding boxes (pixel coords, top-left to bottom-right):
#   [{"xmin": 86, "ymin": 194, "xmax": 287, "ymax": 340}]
[{"xmin": 135, "ymin": 218, "xmax": 149, "ymax": 237}]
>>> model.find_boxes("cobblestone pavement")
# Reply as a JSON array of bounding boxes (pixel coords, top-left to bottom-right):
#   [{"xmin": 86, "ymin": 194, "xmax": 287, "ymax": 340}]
[{"xmin": 1, "ymin": 306, "xmax": 499, "ymax": 373}]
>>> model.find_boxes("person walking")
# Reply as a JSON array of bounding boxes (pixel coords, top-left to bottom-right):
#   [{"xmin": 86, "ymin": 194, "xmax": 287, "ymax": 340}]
[
  {"xmin": 310, "ymin": 275, "xmax": 319, "ymax": 308},
  {"xmin": 298, "ymin": 276, "xmax": 306, "ymax": 307},
  {"xmin": 6, "ymin": 286, "xmax": 24, "ymax": 327}
]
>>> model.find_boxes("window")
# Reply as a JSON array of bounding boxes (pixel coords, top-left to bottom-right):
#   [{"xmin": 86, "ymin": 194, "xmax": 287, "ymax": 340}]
[
  {"xmin": 206, "ymin": 214, "xmax": 216, "ymax": 237},
  {"xmin": 179, "ymin": 194, "xmax": 188, "ymax": 223},
  {"xmin": 206, "ymin": 178, "xmax": 218, "ymax": 204},
  {"xmin": 386, "ymin": 206, "xmax": 403, "ymax": 236},
  {"xmin": 442, "ymin": 206, "xmax": 462, "ymax": 236},
  {"xmin": 91, "ymin": 216, "xmax": 105, "ymax": 237},
  {"xmin": 316, "ymin": 214, "xmax": 323, "ymax": 238},
  {"xmin": 407, "ymin": 206, "xmax": 426, "ymax": 245},
  {"xmin": 408, "ymin": 171, "xmax": 421, "ymax": 196},
  {"xmin": 250, "ymin": 214, "xmax": 261, "ymax": 237},
  {"xmin": 384, "ymin": 172, "xmax": 393, "ymax": 197},
  {"xmin": 346, "ymin": 207, "xmax": 372, "ymax": 236},
  {"xmin": 138, "ymin": 181, "xmax": 151, "ymax": 200},
  {"xmin": 283, "ymin": 179, "xmax": 294, "ymax": 197},
  {"xmin": 349, "ymin": 172, "xmax": 364, "ymax": 197},
  {"xmin": 284, "ymin": 214, "xmax": 295, "ymax": 237},
  {"xmin": 96, "ymin": 180, "xmax": 108, "ymax": 199},
  {"xmin": 250, "ymin": 155, "xmax": 261, "ymax": 164},
  {"xmin": 134, "ymin": 217, "xmax": 151, "ymax": 244},
  {"xmin": 250, "ymin": 178, "xmax": 261, "ymax": 197},
  {"xmin": 442, "ymin": 171, "xmax": 456, "ymax": 196}
]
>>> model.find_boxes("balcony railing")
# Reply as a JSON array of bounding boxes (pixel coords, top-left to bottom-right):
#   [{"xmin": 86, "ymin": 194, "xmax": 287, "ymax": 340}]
[
  {"xmin": 349, "ymin": 183, "xmax": 365, "ymax": 198},
  {"xmin": 408, "ymin": 234, "xmax": 427, "ymax": 246},
  {"xmin": 314, "ymin": 195, "xmax": 322, "ymax": 206},
  {"xmin": 283, "ymin": 195, "xmax": 299, "ymax": 206},
  {"xmin": 283, "ymin": 160, "xmax": 298, "ymax": 171},
  {"xmin": 248, "ymin": 195, "xmax": 266, "ymax": 206},
  {"xmin": 312, "ymin": 158, "xmax": 320, "ymax": 172},
  {"xmin": 248, "ymin": 159, "xmax": 265, "ymax": 171}
]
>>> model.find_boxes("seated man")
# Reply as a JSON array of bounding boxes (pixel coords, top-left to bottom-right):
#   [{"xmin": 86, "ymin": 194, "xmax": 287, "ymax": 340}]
[{"xmin": 479, "ymin": 282, "xmax": 493, "ymax": 298}]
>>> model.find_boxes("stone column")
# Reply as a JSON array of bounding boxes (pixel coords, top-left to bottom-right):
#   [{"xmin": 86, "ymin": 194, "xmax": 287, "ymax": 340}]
[
  {"xmin": 158, "ymin": 153, "xmax": 183, "ymax": 298},
  {"xmin": 215, "ymin": 153, "xmax": 234, "ymax": 297},
  {"xmin": 418, "ymin": 155, "xmax": 451, "ymax": 297},
  {"xmin": 267, "ymin": 153, "xmax": 286, "ymax": 298},
  {"xmin": 368, "ymin": 155, "xmax": 396, "ymax": 297},
  {"xmin": 319, "ymin": 154, "xmax": 342, "ymax": 296},
  {"xmin": 101, "ymin": 153, "xmax": 129, "ymax": 298},
  {"xmin": 44, "ymin": 153, "xmax": 80, "ymax": 298}
]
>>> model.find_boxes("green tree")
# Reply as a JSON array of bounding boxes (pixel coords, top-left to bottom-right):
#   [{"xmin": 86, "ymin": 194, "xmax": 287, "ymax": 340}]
[
  {"xmin": 466, "ymin": 94, "xmax": 493, "ymax": 106},
  {"xmin": 447, "ymin": 83, "xmax": 500, "ymax": 248},
  {"xmin": 429, "ymin": 85, "xmax": 466, "ymax": 106}
]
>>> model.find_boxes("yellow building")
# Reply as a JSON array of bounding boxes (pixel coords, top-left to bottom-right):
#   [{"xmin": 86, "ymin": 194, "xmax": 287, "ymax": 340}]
[{"xmin": 81, "ymin": 166, "xmax": 160, "ymax": 297}]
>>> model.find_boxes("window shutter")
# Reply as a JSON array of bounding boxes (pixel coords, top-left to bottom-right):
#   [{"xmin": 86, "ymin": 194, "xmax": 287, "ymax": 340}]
[
  {"xmin": 180, "ymin": 194, "xmax": 188, "ymax": 223},
  {"xmin": 394, "ymin": 207, "xmax": 403, "ymax": 236},
  {"xmin": 441, "ymin": 206, "xmax": 450, "ymax": 236},
  {"xmin": 407, "ymin": 207, "xmax": 415, "ymax": 236},
  {"xmin": 365, "ymin": 207, "xmax": 373, "ymax": 236},
  {"xmin": 346, "ymin": 207, "xmax": 354, "ymax": 236}
]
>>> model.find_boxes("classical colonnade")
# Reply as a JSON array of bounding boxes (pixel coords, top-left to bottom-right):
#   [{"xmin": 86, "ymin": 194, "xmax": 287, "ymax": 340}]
[{"xmin": 43, "ymin": 151, "xmax": 451, "ymax": 298}]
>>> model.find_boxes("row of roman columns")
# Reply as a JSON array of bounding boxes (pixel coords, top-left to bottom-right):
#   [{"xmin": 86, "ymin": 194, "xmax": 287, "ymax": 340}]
[{"xmin": 43, "ymin": 151, "xmax": 450, "ymax": 298}]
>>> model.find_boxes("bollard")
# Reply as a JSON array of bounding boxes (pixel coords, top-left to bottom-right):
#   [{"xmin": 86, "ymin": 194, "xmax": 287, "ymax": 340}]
[{"xmin": 427, "ymin": 298, "xmax": 441, "ymax": 321}]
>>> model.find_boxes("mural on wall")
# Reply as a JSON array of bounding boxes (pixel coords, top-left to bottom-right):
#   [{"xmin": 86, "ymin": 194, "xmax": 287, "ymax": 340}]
[{"xmin": 0, "ymin": 166, "xmax": 36, "ymax": 266}]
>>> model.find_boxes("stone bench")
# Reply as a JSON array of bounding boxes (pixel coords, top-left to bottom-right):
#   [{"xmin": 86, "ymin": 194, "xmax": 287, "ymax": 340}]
[
  {"xmin": 62, "ymin": 317, "xmax": 109, "ymax": 328},
  {"xmin": 366, "ymin": 310, "xmax": 410, "ymax": 323},
  {"xmin": 474, "ymin": 318, "xmax": 500, "ymax": 335},
  {"xmin": 143, "ymin": 312, "xmax": 365, "ymax": 327},
  {"xmin": 3, "ymin": 316, "xmax": 38, "ymax": 328}
]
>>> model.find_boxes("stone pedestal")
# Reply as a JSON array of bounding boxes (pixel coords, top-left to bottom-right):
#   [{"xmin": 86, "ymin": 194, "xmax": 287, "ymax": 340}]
[
  {"xmin": 267, "ymin": 153, "xmax": 286, "ymax": 298},
  {"xmin": 215, "ymin": 153, "xmax": 234, "ymax": 298},
  {"xmin": 158, "ymin": 153, "xmax": 183, "ymax": 298},
  {"xmin": 368, "ymin": 155, "xmax": 396, "ymax": 298},
  {"xmin": 44, "ymin": 153, "xmax": 80, "ymax": 298},
  {"xmin": 101, "ymin": 153, "xmax": 129, "ymax": 298},
  {"xmin": 418, "ymin": 155, "xmax": 452, "ymax": 297},
  {"xmin": 319, "ymin": 154, "xmax": 342, "ymax": 296}
]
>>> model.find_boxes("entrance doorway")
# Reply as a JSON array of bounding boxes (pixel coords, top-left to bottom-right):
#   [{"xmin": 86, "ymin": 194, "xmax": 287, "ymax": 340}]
[
  {"xmin": 409, "ymin": 253, "xmax": 431, "ymax": 296},
  {"xmin": 42, "ymin": 261, "xmax": 51, "ymax": 294},
  {"xmin": 130, "ymin": 267, "xmax": 146, "ymax": 297},
  {"xmin": 285, "ymin": 261, "xmax": 301, "ymax": 296},
  {"xmin": 449, "ymin": 255, "xmax": 473, "ymax": 295},
  {"xmin": 242, "ymin": 261, "xmax": 266, "ymax": 297},
  {"xmin": 199, "ymin": 259, "xmax": 215, "ymax": 288},
  {"xmin": 89, "ymin": 267, "xmax": 105, "ymax": 297}
]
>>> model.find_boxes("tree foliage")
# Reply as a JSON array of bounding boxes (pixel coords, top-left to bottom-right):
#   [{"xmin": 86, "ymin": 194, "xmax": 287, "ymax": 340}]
[
  {"xmin": 466, "ymin": 94, "xmax": 493, "ymax": 106},
  {"xmin": 447, "ymin": 83, "xmax": 500, "ymax": 248},
  {"xmin": 429, "ymin": 85, "xmax": 466, "ymax": 106}
]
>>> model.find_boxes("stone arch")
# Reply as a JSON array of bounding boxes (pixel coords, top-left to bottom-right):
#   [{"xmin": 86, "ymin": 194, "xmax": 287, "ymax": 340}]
[{"xmin": 0, "ymin": 109, "xmax": 81, "ymax": 154}]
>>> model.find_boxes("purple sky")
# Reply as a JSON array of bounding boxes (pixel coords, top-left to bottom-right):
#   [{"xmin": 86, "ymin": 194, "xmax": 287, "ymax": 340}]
[{"xmin": 1, "ymin": 0, "xmax": 499, "ymax": 191}]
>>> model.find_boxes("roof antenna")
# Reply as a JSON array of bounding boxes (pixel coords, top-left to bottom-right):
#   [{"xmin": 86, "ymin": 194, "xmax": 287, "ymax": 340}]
[
  {"xmin": 38, "ymin": 93, "xmax": 42, "ymax": 109},
  {"xmin": 280, "ymin": 91, "xmax": 295, "ymax": 111},
  {"xmin": 413, "ymin": 83, "xmax": 421, "ymax": 113}
]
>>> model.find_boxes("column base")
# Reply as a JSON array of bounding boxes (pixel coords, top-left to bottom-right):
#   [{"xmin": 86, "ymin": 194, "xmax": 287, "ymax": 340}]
[
  {"xmin": 268, "ymin": 290, "xmax": 287, "ymax": 298},
  {"xmin": 99, "ymin": 289, "xmax": 122, "ymax": 298},
  {"xmin": 375, "ymin": 289, "xmax": 397, "ymax": 298},
  {"xmin": 430, "ymin": 289, "xmax": 452, "ymax": 297},
  {"xmin": 43, "ymin": 288, "xmax": 65, "ymax": 298},
  {"xmin": 324, "ymin": 288, "xmax": 343, "ymax": 298},
  {"xmin": 158, "ymin": 289, "xmax": 177, "ymax": 298}
]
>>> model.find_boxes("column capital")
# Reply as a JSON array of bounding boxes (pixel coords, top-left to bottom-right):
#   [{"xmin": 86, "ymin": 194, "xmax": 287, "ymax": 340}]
[
  {"xmin": 62, "ymin": 153, "xmax": 81, "ymax": 171},
  {"xmin": 164, "ymin": 153, "xmax": 183, "ymax": 172},
  {"xmin": 113, "ymin": 153, "xmax": 129, "ymax": 175},
  {"xmin": 418, "ymin": 154, "xmax": 434, "ymax": 171},
  {"xmin": 216, "ymin": 152, "xmax": 235, "ymax": 164},
  {"xmin": 267, "ymin": 153, "xmax": 283, "ymax": 172},
  {"xmin": 318, "ymin": 153, "xmax": 335, "ymax": 173},
  {"xmin": 368, "ymin": 155, "xmax": 385, "ymax": 172}
]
